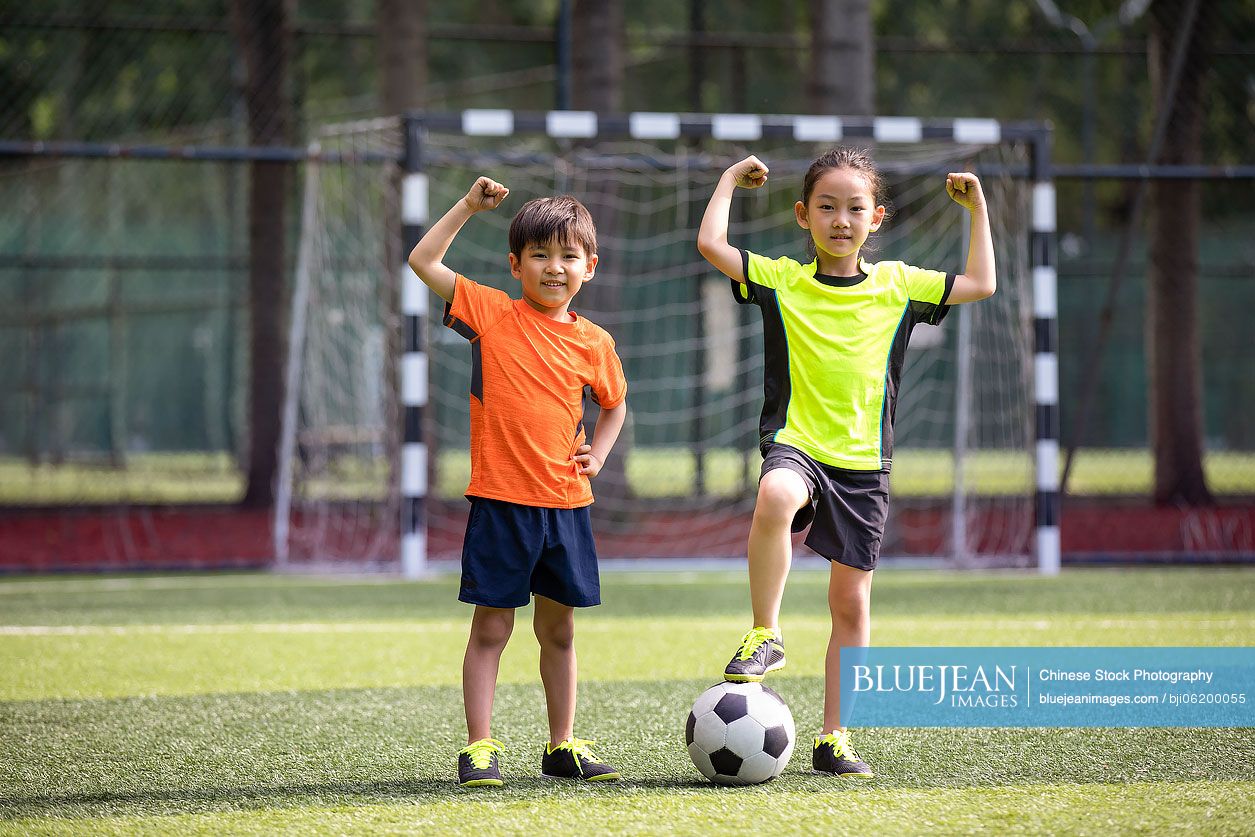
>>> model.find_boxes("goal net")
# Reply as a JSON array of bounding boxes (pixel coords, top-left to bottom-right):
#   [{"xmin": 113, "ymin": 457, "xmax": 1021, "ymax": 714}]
[
  {"xmin": 274, "ymin": 118, "xmax": 403, "ymax": 569},
  {"xmin": 278, "ymin": 114, "xmax": 1037, "ymax": 569}
]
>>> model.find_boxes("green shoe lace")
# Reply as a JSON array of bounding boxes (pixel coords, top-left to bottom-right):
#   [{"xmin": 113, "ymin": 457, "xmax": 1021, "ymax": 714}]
[
  {"xmin": 549, "ymin": 737, "xmax": 603, "ymax": 763},
  {"xmin": 816, "ymin": 730, "xmax": 862, "ymax": 762},
  {"xmin": 735, "ymin": 626, "xmax": 777, "ymax": 661},
  {"xmin": 459, "ymin": 738, "xmax": 504, "ymax": 769}
]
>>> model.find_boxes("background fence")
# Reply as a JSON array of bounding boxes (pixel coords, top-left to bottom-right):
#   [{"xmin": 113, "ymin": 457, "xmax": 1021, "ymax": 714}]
[{"xmin": 1, "ymin": 0, "xmax": 1252, "ymax": 565}]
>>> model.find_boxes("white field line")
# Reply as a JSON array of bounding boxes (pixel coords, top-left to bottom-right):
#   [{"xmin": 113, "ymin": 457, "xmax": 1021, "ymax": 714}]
[
  {"xmin": 0, "ymin": 575, "xmax": 403, "ymax": 595},
  {"xmin": 4, "ymin": 563, "xmax": 1162, "ymax": 597},
  {"xmin": 0, "ymin": 562, "xmax": 839, "ymax": 596},
  {"xmin": 0, "ymin": 571, "xmax": 720, "ymax": 596},
  {"xmin": 0, "ymin": 619, "xmax": 742, "ymax": 637},
  {"xmin": 0, "ymin": 616, "xmax": 1248, "ymax": 638},
  {"xmin": 1013, "ymin": 618, "xmax": 1252, "ymax": 631},
  {"xmin": 0, "ymin": 622, "xmax": 456, "ymax": 636}
]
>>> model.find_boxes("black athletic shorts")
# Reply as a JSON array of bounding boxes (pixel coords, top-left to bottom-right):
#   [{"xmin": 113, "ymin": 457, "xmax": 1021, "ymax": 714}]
[{"xmin": 760, "ymin": 443, "xmax": 890, "ymax": 571}]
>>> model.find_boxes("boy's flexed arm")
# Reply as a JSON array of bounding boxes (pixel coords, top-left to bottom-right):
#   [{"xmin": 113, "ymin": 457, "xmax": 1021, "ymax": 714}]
[
  {"xmin": 944, "ymin": 172, "xmax": 997, "ymax": 303},
  {"xmin": 573, "ymin": 400, "xmax": 627, "ymax": 478},
  {"xmin": 407, "ymin": 176, "xmax": 509, "ymax": 304},
  {"xmin": 697, "ymin": 156, "xmax": 768, "ymax": 283}
]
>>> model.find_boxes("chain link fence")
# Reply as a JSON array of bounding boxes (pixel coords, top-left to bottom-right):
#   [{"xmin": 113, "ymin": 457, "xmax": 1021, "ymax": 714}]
[{"xmin": 0, "ymin": 2, "xmax": 1251, "ymax": 540}]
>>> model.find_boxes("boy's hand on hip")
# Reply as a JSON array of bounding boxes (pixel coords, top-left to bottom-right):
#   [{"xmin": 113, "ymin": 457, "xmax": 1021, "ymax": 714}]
[
  {"xmin": 729, "ymin": 156, "xmax": 769, "ymax": 189},
  {"xmin": 573, "ymin": 445, "xmax": 603, "ymax": 477},
  {"xmin": 946, "ymin": 172, "xmax": 985, "ymax": 211},
  {"xmin": 464, "ymin": 176, "xmax": 509, "ymax": 212}
]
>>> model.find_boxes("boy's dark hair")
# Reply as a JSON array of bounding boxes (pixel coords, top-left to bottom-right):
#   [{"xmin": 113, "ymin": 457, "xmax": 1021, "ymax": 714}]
[
  {"xmin": 800, "ymin": 146, "xmax": 892, "ymax": 259},
  {"xmin": 508, "ymin": 195, "xmax": 598, "ymax": 257}
]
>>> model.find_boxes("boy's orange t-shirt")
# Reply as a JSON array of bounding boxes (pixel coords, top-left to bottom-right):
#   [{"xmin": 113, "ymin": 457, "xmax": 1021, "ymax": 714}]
[{"xmin": 443, "ymin": 274, "xmax": 627, "ymax": 509}]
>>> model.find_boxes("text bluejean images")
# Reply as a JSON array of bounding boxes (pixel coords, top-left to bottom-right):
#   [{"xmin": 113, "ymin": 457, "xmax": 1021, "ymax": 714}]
[{"xmin": 838, "ymin": 647, "xmax": 1253, "ymax": 727}]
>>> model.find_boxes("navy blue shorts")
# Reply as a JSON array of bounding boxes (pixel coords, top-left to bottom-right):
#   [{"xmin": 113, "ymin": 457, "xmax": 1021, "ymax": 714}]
[{"xmin": 459, "ymin": 497, "xmax": 601, "ymax": 609}]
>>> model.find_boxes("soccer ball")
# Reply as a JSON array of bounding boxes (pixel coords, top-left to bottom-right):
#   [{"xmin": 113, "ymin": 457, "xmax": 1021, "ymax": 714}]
[{"xmin": 685, "ymin": 682, "xmax": 796, "ymax": 785}]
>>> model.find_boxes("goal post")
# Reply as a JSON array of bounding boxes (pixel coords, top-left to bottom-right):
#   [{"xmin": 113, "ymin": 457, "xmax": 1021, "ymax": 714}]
[
  {"xmin": 276, "ymin": 110, "xmax": 1059, "ymax": 575},
  {"xmin": 1030, "ymin": 132, "xmax": 1062, "ymax": 575}
]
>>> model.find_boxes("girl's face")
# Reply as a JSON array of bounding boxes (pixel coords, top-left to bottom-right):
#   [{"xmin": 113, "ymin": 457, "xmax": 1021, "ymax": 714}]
[{"xmin": 794, "ymin": 167, "xmax": 886, "ymax": 263}]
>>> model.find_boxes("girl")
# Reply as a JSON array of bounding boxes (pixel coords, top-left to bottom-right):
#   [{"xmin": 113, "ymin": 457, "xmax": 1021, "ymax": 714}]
[{"xmin": 696, "ymin": 147, "xmax": 995, "ymax": 778}]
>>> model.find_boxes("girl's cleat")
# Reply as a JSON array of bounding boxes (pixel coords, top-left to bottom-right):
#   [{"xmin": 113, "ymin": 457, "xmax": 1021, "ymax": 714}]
[
  {"xmin": 723, "ymin": 626, "xmax": 786, "ymax": 682},
  {"xmin": 812, "ymin": 730, "xmax": 874, "ymax": 778}
]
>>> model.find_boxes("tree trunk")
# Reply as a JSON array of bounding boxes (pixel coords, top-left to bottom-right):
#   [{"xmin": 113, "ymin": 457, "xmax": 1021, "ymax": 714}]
[
  {"xmin": 572, "ymin": 0, "xmax": 623, "ymax": 113},
  {"xmin": 377, "ymin": 0, "xmax": 427, "ymax": 517},
  {"xmin": 230, "ymin": 0, "xmax": 293, "ymax": 509},
  {"xmin": 688, "ymin": 0, "xmax": 705, "ymax": 112},
  {"xmin": 378, "ymin": 0, "xmax": 426, "ymax": 115},
  {"xmin": 1146, "ymin": 0, "xmax": 1214, "ymax": 506},
  {"xmin": 571, "ymin": 0, "xmax": 633, "ymax": 520},
  {"xmin": 808, "ymin": 0, "xmax": 874, "ymax": 116}
]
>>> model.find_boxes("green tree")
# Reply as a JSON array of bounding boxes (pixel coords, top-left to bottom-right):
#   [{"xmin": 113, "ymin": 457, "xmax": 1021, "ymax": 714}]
[
  {"xmin": 1146, "ymin": 0, "xmax": 1214, "ymax": 506},
  {"xmin": 808, "ymin": 0, "xmax": 873, "ymax": 115},
  {"xmin": 230, "ymin": 0, "xmax": 293, "ymax": 509},
  {"xmin": 377, "ymin": 0, "xmax": 427, "ymax": 516},
  {"xmin": 572, "ymin": 0, "xmax": 634, "ymax": 510},
  {"xmin": 377, "ymin": 0, "xmax": 426, "ymax": 116},
  {"xmin": 573, "ymin": 0, "xmax": 623, "ymax": 112}
]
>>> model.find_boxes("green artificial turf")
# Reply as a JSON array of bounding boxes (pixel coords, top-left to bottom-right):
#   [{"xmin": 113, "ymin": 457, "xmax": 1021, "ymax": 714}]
[{"xmin": 1, "ymin": 569, "xmax": 1252, "ymax": 835}]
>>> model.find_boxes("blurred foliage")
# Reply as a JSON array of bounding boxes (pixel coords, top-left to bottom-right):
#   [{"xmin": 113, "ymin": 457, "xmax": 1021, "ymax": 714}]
[
  {"xmin": 1, "ymin": 2, "xmax": 1251, "ymax": 236},
  {"xmin": 1, "ymin": 2, "xmax": 1250, "ymax": 152},
  {"xmin": 0, "ymin": 0, "xmax": 1252, "ymax": 468}
]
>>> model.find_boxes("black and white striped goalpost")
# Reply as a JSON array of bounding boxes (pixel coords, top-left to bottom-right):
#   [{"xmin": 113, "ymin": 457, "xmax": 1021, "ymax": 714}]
[
  {"xmin": 1030, "ymin": 133, "xmax": 1062, "ymax": 575},
  {"xmin": 396, "ymin": 110, "xmax": 1061, "ymax": 575},
  {"xmin": 399, "ymin": 122, "xmax": 429, "ymax": 578}
]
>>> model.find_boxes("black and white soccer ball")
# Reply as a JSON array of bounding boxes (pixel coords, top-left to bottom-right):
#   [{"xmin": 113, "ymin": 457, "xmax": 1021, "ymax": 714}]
[{"xmin": 685, "ymin": 682, "xmax": 796, "ymax": 785}]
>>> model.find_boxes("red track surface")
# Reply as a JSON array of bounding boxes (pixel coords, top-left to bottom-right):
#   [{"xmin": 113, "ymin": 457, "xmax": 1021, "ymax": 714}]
[{"xmin": 2, "ymin": 501, "xmax": 1252, "ymax": 571}]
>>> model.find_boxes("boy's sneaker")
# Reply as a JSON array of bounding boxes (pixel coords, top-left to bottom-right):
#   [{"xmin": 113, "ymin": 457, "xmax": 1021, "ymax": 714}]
[
  {"xmin": 540, "ymin": 738, "xmax": 621, "ymax": 782},
  {"xmin": 723, "ymin": 626, "xmax": 786, "ymax": 682},
  {"xmin": 457, "ymin": 738, "xmax": 504, "ymax": 787},
  {"xmin": 812, "ymin": 730, "xmax": 874, "ymax": 778}
]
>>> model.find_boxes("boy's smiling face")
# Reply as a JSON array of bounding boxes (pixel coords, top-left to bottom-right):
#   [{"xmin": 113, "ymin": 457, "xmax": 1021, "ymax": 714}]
[{"xmin": 509, "ymin": 236, "xmax": 598, "ymax": 318}]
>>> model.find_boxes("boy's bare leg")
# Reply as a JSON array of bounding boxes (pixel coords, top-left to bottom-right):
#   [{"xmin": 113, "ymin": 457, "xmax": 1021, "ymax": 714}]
[
  {"xmin": 533, "ymin": 594, "xmax": 577, "ymax": 745},
  {"xmin": 747, "ymin": 469, "xmax": 811, "ymax": 628},
  {"xmin": 822, "ymin": 561, "xmax": 874, "ymax": 732},
  {"xmin": 463, "ymin": 605, "xmax": 515, "ymax": 743}
]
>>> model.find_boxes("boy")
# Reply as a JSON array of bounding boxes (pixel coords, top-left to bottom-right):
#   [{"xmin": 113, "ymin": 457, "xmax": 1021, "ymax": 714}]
[{"xmin": 408, "ymin": 176, "xmax": 628, "ymax": 788}]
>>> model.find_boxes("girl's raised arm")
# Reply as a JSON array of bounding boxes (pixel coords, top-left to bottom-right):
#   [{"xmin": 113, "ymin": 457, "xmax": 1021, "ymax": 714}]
[
  {"xmin": 697, "ymin": 156, "xmax": 768, "ymax": 283},
  {"xmin": 944, "ymin": 172, "xmax": 996, "ymax": 304}
]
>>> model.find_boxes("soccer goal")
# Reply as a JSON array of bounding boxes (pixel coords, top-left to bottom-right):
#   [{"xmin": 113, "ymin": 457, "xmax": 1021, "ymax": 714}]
[{"xmin": 275, "ymin": 110, "xmax": 1059, "ymax": 575}]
